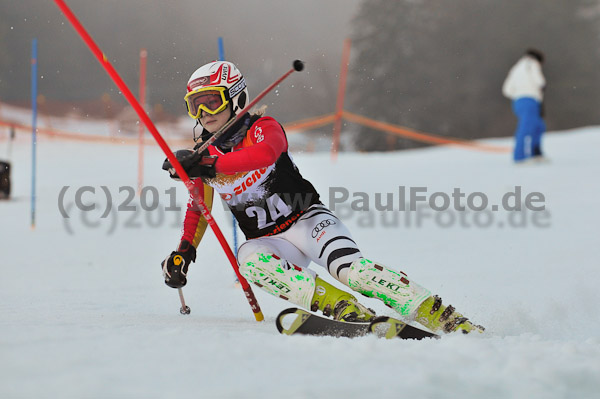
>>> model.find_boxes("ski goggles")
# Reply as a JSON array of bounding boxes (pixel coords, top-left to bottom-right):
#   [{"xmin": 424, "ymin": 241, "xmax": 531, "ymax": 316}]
[{"xmin": 184, "ymin": 86, "xmax": 229, "ymax": 119}]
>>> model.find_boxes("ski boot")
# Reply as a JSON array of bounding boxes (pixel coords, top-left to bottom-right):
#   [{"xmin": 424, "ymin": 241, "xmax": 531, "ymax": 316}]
[
  {"xmin": 347, "ymin": 258, "xmax": 484, "ymax": 334},
  {"xmin": 414, "ymin": 296, "xmax": 485, "ymax": 334},
  {"xmin": 311, "ymin": 276, "xmax": 376, "ymax": 322}
]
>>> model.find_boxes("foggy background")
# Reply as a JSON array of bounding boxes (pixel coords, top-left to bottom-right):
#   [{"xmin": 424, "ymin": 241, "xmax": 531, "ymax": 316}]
[
  {"xmin": 0, "ymin": 0, "xmax": 360, "ymax": 124},
  {"xmin": 349, "ymin": 0, "xmax": 600, "ymax": 150},
  {"xmin": 1, "ymin": 0, "xmax": 600, "ymax": 151}
]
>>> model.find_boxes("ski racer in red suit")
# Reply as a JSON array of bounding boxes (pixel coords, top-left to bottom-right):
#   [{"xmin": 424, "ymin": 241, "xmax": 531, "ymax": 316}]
[{"xmin": 162, "ymin": 61, "xmax": 484, "ymax": 333}]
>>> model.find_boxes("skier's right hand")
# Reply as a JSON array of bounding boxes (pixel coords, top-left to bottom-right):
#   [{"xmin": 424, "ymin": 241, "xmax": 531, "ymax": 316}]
[
  {"xmin": 162, "ymin": 148, "xmax": 217, "ymax": 180},
  {"xmin": 161, "ymin": 240, "xmax": 197, "ymax": 288}
]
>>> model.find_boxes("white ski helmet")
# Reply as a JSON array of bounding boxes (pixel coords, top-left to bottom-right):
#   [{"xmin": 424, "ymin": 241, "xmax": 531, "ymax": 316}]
[{"xmin": 184, "ymin": 61, "xmax": 249, "ymax": 120}]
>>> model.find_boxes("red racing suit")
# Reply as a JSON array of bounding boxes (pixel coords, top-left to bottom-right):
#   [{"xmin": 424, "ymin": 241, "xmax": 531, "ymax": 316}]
[{"xmin": 180, "ymin": 115, "xmax": 321, "ymax": 247}]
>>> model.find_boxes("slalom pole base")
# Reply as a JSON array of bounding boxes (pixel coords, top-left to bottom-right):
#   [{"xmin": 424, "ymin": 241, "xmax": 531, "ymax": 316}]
[{"xmin": 254, "ymin": 310, "xmax": 264, "ymax": 322}]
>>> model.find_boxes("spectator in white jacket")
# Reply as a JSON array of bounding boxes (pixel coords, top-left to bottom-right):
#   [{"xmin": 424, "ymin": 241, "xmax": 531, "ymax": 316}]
[{"xmin": 502, "ymin": 49, "xmax": 546, "ymax": 162}]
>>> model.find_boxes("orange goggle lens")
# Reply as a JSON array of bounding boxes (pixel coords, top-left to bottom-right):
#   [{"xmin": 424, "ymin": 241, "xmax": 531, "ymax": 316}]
[{"xmin": 184, "ymin": 88, "xmax": 229, "ymax": 119}]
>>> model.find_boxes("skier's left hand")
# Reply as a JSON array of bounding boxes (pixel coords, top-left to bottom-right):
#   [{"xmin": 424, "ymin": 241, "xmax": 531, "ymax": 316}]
[{"xmin": 162, "ymin": 148, "xmax": 217, "ymax": 180}]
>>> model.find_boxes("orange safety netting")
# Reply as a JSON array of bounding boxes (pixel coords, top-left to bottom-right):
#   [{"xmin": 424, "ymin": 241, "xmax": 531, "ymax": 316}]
[
  {"xmin": 341, "ymin": 111, "xmax": 510, "ymax": 153},
  {"xmin": 283, "ymin": 113, "xmax": 336, "ymax": 132},
  {"xmin": 1, "ymin": 110, "xmax": 510, "ymax": 153},
  {"xmin": 0, "ymin": 119, "xmax": 188, "ymax": 147}
]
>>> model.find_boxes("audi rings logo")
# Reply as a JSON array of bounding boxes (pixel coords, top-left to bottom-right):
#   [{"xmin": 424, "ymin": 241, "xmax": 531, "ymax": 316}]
[{"xmin": 312, "ymin": 219, "xmax": 336, "ymax": 238}]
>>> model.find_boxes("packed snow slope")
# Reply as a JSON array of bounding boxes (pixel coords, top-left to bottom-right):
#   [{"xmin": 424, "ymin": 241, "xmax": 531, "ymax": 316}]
[{"xmin": 1, "ymin": 126, "xmax": 599, "ymax": 398}]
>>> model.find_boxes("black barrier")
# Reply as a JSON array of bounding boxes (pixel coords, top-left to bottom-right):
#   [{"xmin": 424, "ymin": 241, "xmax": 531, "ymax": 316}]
[{"xmin": 0, "ymin": 161, "xmax": 10, "ymax": 199}]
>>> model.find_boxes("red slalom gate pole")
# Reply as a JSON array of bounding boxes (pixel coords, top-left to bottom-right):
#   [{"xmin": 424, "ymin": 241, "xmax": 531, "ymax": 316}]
[
  {"xmin": 54, "ymin": 0, "xmax": 288, "ymax": 322},
  {"xmin": 137, "ymin": 48, "xmax": 147, "ymax": 196}
]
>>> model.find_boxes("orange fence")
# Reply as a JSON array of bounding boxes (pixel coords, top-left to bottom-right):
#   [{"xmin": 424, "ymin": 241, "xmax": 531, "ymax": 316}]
[
  {"xmin": 1, "ymin": 110, "xmax": 510, "ymax": 153},
  {"xmin": 0, "ymin": 119, "xmax": 188, "ymax": 147},
  {"xmin": 285, "ymin": 111, "xmax": 510, "ymax": 153},
  {"xmin": 283, "ymin": 113, "xmax": 336, "ymax": 132},
  {"xmin": 341, "ymin": 111, "xmax": 511, "ymax": 153}
]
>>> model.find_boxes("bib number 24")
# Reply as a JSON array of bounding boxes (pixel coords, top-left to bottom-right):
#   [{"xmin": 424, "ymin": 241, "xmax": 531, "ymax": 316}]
[{"xmin": 245, "ymin": 193, "xmax": 292, "ymax": 229}]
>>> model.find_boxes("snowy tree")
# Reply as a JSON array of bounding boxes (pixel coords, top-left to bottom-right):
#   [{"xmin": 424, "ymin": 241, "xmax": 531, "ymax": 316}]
[
  {"xmin": 0, "ymin": 19, "xmax": 12, "ymax": 96},
  {"xmin": 348, "ymin": 0, "xmax": 600, "ymax": 151}
]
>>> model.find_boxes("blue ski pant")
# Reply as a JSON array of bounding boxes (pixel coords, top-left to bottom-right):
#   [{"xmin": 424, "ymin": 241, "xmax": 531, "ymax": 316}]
[{"xmin": 512, "ymin": 97, "xmax": 546, "ymax": 161}]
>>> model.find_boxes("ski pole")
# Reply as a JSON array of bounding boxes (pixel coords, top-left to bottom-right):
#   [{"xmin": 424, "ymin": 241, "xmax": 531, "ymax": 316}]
[
  {"xmin": 178, "ymin": 288, "xmax": 191, "ymax": 315},
  {"xmin": 54, "ymin": 0, "xmax": 303, "ymax": 321}
]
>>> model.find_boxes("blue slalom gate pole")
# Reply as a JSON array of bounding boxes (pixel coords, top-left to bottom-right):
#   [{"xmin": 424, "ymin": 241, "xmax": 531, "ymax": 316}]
[
  {"xmin": 31, "ymin": 38, "xmax": 38, "ymax": 229},
  {"xmin": 218, "ymin": 37, "xmax": 239, "ymax": 259},
  {"xmin": 218, "ymin": 37, "xmax": 225, "ymax": 64}
]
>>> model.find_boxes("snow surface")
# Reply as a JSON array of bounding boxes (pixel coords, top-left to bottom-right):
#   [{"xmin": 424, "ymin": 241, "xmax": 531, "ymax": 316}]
[{"xmin": 1, "ymin": 124, "xmax": 600, "ymax": 398}]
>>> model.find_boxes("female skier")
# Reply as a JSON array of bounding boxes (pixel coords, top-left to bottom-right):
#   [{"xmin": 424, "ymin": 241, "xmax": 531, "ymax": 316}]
[{"xmin": 162, "ymin": 60, "xmax": 483, "ymax": 334}]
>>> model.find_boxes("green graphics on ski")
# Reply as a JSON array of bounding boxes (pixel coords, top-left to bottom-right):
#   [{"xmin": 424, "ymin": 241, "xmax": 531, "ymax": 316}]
[{"xmin": 276, "ymin": 308, "xmax": 438, "ymax": 340}]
